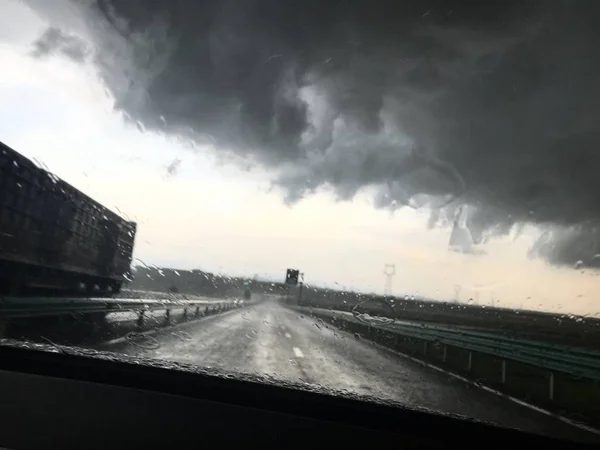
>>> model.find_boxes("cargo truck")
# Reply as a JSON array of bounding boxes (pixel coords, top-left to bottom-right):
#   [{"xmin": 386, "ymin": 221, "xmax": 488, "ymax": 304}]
[{"xmin": 0, "ymin": 141, "xmax": 136, "ymax": 296}]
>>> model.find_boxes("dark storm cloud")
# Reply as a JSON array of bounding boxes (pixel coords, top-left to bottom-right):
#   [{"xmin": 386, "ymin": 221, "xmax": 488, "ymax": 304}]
[
  {"xmin": 26, "ymin": 0, "xmax": 600, "ymax": 267},
  {"xmin": 165, "ymin": 158, "xmax": 181, "ymax": 178},
  {"xmin": 30, "ymin": 27, "xmax": 89, "ymax": 62},
  {"xmin": 529, "ymin": 226, "xmax": 600, "ymax": 268}
]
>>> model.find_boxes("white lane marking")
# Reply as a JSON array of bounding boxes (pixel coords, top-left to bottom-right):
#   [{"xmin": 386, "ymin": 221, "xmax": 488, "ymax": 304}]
[
  {"xmin": 293, "ymin": 347, "xmax": 304, "ymax": 358},
  {"xmin": 285, "ymin": 332, "xmax": 292, "ymax": 339}
]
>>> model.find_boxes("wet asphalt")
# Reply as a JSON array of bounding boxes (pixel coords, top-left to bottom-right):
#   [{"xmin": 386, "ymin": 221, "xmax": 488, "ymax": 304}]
[{"xmin": 100, "ymin": 298, "xmax": 599, "ymax": 443}]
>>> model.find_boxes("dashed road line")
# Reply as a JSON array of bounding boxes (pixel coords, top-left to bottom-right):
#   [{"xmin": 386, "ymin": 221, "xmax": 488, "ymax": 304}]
[{"xmin": 293, "ymin": 347, "xmax": 304, "ymax": 358}]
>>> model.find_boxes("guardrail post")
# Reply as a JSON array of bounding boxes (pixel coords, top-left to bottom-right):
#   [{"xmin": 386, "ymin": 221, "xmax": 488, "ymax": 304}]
[
  {"xmin": 467, "ymin": 351, "xmax": 472, "ymax": 372},
  {"xmin": 501, "ymin": 359, "xmax": 506, "ymax": 384},
  {"xmin": 195, "ymin": 306, "xmax": 200, "ymax": 317},
  {"xmin": 137, "ymin": 310, "xmax": 145, "ymax": 329},
  {"xmin": 549, "ymin": 372, "xmax": 555, "ymax": 400},
  {"xmin": 165, "ymin": 309, "xmax": 171, "ymax": 325}
]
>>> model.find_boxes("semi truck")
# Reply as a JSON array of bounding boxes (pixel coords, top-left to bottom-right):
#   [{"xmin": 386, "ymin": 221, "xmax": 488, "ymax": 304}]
[{"xmin": 0, "ymin": 141, "xmax": 136, "ymax": 296}]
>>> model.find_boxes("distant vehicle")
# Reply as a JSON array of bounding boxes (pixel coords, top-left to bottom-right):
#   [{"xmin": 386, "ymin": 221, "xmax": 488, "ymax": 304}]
[{"xmin": 0, "ymin": 141, "xmax": 136, "ymax": 296}]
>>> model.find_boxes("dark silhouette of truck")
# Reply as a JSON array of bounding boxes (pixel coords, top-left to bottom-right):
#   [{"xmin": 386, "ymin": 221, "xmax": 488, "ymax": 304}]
[{"xmin": 0, "ymin": 141, "xmax": 136, "ymax": 296}]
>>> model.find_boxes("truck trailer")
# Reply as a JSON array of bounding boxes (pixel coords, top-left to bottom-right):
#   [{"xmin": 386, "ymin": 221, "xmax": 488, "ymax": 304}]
[{"xmin": 0, "ymin": 141, "xmax": 136, "ymax": 296}]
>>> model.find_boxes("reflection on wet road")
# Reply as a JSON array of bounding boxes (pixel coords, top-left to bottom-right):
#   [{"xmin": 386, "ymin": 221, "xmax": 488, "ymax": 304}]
[{"xmin": 101, "ymin": 299, "xmax": 595, "ymax": 442}]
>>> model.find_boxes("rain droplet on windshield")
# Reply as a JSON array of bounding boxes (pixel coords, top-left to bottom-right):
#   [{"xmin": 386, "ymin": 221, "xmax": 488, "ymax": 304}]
[{"xmin": 351, "ymin": 298, "xmax": 396, "ymax": 326}]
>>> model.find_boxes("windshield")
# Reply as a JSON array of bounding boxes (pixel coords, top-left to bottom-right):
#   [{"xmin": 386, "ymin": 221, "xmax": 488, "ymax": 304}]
[{"xmin": 1, "ymin": 0, "xmax": 600, "ymax": 443}]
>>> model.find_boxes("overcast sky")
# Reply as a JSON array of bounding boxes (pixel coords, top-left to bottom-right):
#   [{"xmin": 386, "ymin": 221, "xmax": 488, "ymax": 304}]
[{"xmin": 1, "ymin": 0, "xmax": 599, "ymax": 316}]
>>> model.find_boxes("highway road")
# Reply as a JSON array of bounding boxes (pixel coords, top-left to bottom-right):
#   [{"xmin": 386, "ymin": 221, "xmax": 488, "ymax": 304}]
[{"xmin": 100, "ymin": 298, "xmax": 597, "ymax": 442}]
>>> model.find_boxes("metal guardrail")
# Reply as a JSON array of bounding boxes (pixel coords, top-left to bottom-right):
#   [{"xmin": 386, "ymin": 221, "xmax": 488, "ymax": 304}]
[
  {"xmin": 0, "ymin": 296, "xmax": 244, "ymax": 320},
  {"xmin": 389, "ymin": 321, "xmax": 600, "ymax": 381},
  {"xmin": 304, "ymin": 308, "xmax": 600, "ymax": 382}
]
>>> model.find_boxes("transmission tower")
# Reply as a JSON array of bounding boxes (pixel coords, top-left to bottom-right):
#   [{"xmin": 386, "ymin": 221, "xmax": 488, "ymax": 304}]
[
  {"xmin": 384, "ymin": 264, "xmax": 396, "ymax": 296},
  {"xmin": 453, "ymin": 284, "xmax": 461, "ymax": 303}
]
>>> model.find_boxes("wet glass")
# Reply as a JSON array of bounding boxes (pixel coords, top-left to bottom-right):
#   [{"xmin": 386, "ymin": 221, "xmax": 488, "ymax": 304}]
[{"xmin": 1, "ymin": 0, "xmax": 600, "ymax": 443}]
